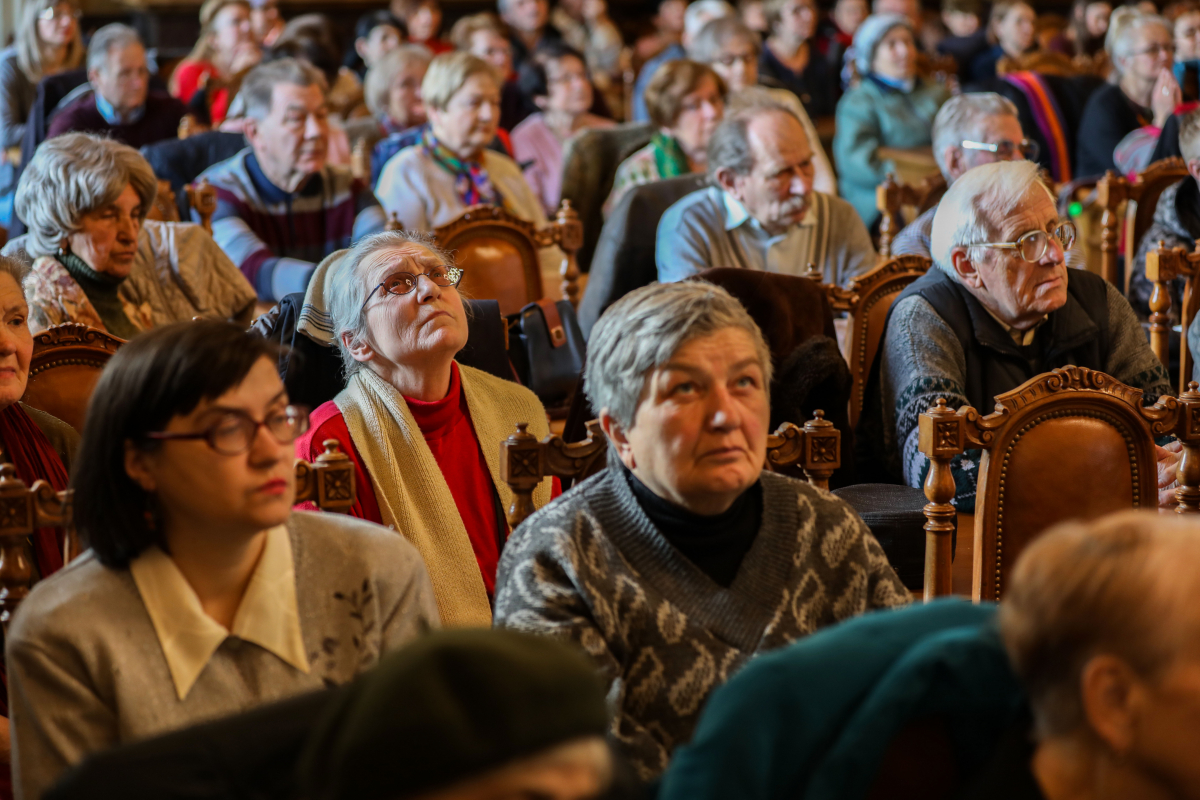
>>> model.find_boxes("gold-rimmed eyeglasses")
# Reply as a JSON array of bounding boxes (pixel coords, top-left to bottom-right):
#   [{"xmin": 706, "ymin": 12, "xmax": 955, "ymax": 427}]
[
  {"xmin": 361, "ymin": 265, "xmax": 465, "ymax": 313},
  {"xmin": 971, "ymin": 222, "xmax": 1077, "ymax": 263}
]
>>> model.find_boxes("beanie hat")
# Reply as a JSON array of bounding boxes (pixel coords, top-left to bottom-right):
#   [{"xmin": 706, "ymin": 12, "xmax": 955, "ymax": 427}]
[
  {"xmin": 299, "ymin": 629, "xmax": 610, "ymax": 800},
  {"xmin": 853, "ymin": 13, "xmax": 913, "ymax": 76}
]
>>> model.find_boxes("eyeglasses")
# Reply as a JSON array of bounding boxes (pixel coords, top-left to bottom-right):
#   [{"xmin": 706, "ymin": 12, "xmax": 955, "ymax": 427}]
[
  {"xmin": 38, "ymin": 6, "xmax": 81, "ymax": 21},
  {"xmin": 145, "ymin": 405, "xmax": 310, "ymax": 456},
  {"xmin": 361, "ymin": 266, "xmax": 465, "ymax": 313},
  {"xmin": 960, "ymin": 138, "xmax": 1041, "ymax": 161},
  {"xmin": 1134, "ymin": 42, "xmax": 1175, "ymax": 57},
  {"xmin": 715, "ymin": 53, "xmax": 757, "ymax": 67},
  {"xmin": 972, "ymin": 221, "xmax": 1077, "ymax": 262}
]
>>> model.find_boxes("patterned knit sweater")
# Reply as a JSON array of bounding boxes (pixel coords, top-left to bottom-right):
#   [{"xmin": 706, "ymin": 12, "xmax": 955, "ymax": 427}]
[{"xmin": 493, "ymin": 464, "xmax": 910, "ymax": 779}]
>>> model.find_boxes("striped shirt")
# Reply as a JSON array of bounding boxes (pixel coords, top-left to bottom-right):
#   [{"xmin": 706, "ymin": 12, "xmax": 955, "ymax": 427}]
[{"xmin": 198, "ymin": 148, "xmax": 386, "ymax": 300}]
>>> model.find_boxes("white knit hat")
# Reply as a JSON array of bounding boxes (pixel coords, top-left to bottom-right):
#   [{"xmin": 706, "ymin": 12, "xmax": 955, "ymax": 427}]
[{"xmin": 852, "ymin": 13, "xmax": 913, "ymax": 77}]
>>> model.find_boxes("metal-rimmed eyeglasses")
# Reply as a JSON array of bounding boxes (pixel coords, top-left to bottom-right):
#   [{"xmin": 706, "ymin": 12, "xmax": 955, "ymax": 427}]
[
  {"xmin": 361, "ymin": 266, "xmax": 465, "ymax": 313},
  {"xmin": 971, "ymin": 221, "xmax": 1077, "ymax": 263},
  {"xmin": 144, "ymin": 405, "xmax": 311, "ymax": 456},
  {"xmin": 960, "ymin": 138, "xmax": 1041, "ymax": 161},
  {"xmin": 38, "ymin": 6, "xmax": 81, "ymax": 21}
]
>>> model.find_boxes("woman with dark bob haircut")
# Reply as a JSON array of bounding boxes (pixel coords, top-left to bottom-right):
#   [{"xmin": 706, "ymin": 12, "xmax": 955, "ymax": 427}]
[{"xmin": 4, "ymin": 320, "xmax": 439, "ymax": 800}]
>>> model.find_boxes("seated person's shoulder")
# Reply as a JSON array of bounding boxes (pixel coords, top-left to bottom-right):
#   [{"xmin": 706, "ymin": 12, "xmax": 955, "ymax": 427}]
[
  {"xmin": 287, "ymin": 510, "xmax": 423, "ymax": 570},
  {"xmin": 480, "ymin": 149, "xmax": 525, "ymax": 179},
  {"xmin": 20, "ymin": 403, "xmax": 80, "ymax": 465},
  {"xmin": 458, "ymin": 363, "xmax": 545, "ymax": 414},
  {"xmin": 7, "ymin": 552, "xmax": 134, "ymax": 646}
]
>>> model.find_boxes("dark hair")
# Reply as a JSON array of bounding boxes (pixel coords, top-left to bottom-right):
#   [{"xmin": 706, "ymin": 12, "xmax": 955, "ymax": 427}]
[
  {"xmin": 72, "ymin": 321, "xmax": 282, "ymax": 569},
  {"xmin": 356, "ymin": 9, "xmax": 404, "ymax": 41},
  {"xmin": 270, "ymin": 14, "xmax": 343, "ymax": 82},
  {"xmin": 515, "ymin": 41, "xmax": 586, "ymax": 101}
]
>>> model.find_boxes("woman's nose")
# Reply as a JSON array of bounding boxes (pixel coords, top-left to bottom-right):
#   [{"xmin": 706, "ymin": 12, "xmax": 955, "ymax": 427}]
[
  {"xmin": 707, "ymin": 385, "xmax": 743, "ymax": 430},
  {"xmin": 414, "ymin": 274, "xmax": 441, "ymax": 302}
]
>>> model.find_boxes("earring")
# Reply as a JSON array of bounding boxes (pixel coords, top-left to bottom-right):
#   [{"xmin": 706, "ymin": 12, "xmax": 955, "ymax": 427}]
[{"xmin": 57, "ymin": 242, "xmax": 68, "ymax": 257}]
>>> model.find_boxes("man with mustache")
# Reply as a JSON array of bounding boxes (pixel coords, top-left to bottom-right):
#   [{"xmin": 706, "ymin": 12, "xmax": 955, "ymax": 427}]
[
  {"xmin": 862, "ymin": 159, "xmax": 1174, "ymax": 506},
  {"xmin": 198, "ymin": 58, "xmax": 386, "ymax": 301},
  {"xmin": 655, "ymin": 102, "xmax": 875, "ymax": 288}
]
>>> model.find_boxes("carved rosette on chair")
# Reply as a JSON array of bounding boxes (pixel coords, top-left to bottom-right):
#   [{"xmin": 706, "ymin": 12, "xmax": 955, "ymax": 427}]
[
  {"xmin": 1096, "ymin": 158, "xmax": 1188, "ymax": 288},
  {"xmin": 293, "ymin": 439, "xmax": 355, "ymax": 513},
  {"xmin": 1145, "ymin": 241, "xmax": 1200, "ymax": 393},
  {"xmin": 185, "ymin": 177, "xmax": 218, "ymax": 236},
  {"xmin": 918, "ymin": 366, "xmax": 1195, "ymax": 601},
  {"xmin": 0, "ymin": 464, "xmax": 72, "ymax": 630}
]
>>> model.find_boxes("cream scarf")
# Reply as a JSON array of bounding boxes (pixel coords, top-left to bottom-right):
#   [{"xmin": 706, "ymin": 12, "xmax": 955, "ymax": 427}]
[{"xmin": 336, "ymin": 363, "xmax": 552, "ymax": 626}]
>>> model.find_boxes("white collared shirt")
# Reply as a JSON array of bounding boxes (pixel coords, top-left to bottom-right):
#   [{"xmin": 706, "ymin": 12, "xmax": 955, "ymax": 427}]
[
  {"xmin": 721, "ymin": 191, "xmax": 817, "ymax": 277},
  {"xmin": 129, "ymin": 525, "xmax": 310, "ymax": 700}
]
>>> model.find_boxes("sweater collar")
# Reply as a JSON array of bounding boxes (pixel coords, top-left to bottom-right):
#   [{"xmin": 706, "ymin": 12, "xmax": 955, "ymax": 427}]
[
  {"xmin": 60, "ymin": 250, "xmax": 124, "ymax": 289},
  {"xmin": 244, "ymin": 150, "xmax": 324, "ymax": 204},
  {"xmin": 403, "ymin": 361, "xmax": 463, "ymax": 437}
]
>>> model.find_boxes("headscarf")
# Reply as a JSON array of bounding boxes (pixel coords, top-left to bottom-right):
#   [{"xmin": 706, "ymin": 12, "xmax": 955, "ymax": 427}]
[{"xmin": 421, "ymin": 129, "xmax": 501, "ymax": 207}]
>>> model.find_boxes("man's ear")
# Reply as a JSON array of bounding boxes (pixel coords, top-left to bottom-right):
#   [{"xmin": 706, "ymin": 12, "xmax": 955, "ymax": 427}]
[
  {"xmin": 598, "ymin": 408, "xmax": 636, "ymax": 470},
  {"xmin": 355, "ymin": 37, "xmax": 370, "ymax": 62},
  {"xmin": 124, "ymin": 440, "xmax": 158, "ymax": 494},
  {"xmin": 1079, "ymin": 654, "xmax": 1141, "ymax": 758},
  {"xmin": 86, "ymin": 67, "xmax": 100, "ymax": 87},
  {"xmin": 951, "ymin": 246, "xmax": 983, "ymax": 289},
  {"xmin": 942, "ymin": 145, "xmax": 964, "ymax": 181},
  {"xmin": 242, "ymin": 115, "xmax": 260, "ymax": 146},
  {"xmin": 343, "ymin": 330, "xmax": 374, "ymax": 364},
  {"xmin": 1188, "ymin": 157, "xmax": 1200, "ymax": 185},
  {"xmin": 714, "ymin": 166, "xmax": 741, "ymax": 198}
]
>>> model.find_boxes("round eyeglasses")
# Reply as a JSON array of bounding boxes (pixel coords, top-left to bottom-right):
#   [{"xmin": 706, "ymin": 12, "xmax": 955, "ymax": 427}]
[
  {"xmin": 38, "ymin": 6, "xmax": 81, "ymax": 21},
  {"xmin": 145, "ymin": 405, "xmax": 310, "ymax": 456},
  {"xmin": 361, "ymin": 266, "xmax": 465, "ymax": 313},
  {"xmin": 960, "ymin": 138, "xmax": 1041, "ymax": 162},
  {"xmin": 972, "ymin": 221, "xmax": 1077, "ymax": 263}
]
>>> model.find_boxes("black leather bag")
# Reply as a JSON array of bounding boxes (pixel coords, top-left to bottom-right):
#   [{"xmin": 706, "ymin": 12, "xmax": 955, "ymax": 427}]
[{"xmin": 507, "ymin": 299, "xmax": 586, "ymax": 408}]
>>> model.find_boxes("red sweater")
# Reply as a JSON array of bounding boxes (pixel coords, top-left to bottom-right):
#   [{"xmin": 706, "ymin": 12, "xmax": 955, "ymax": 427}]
[{"xmin": 295, "ymin": 364, "xmax": 557, "ymax": 594}]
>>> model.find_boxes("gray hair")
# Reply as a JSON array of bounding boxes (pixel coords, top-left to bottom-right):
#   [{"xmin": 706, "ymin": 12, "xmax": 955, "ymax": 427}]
[
  {"xmin": 15, "ymin": 132, "xmax": 158, "ymax": 259},
  {"xmin": 363, "ymin": 44, "xmax": 433, "ymax": 118},
  {"xmin": 930, "ymin": 159, "xmax": 1051, "ymax": 280},
  {"xmin": 707, "ymin": 101, "xmax": 803, "ymax": 180},
  {"xmin": 86, "ymin": 23, "xmax": 143, "ymax": 74},
  {"xmin": 327, "ymin": 230, "xmax": 458, "ymax": 378},
  {"xmin": 241, "ymin": 57, "xmax": 328, "ymax": 120},
  {"xmin": 688, "ymin": 16, "xmax": 762, "ymax": 63},
  {"xmin": 931, "ymin": 93, "xmax": 1021, "ymax": 179},
  {"xmin": 0, "ymin": 256, "xmax": 30, "ymax": 294},
  {"xmin": 1107, "ymin": 9, "xmax": 1171, "ymax": 76},
  {"xmin": 685, "ymin": 0, "xmax": 736, "ymax": 40},
  {"xmin": 422, "ymin": 51, "xmax": 497, "ymax": 112},
  {"xmin": 585, "ymin": 281, "xmax": 773, "ymax": 430}
]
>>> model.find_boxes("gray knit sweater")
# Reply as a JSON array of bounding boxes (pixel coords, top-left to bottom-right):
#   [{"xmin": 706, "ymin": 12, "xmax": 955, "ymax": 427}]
[
  {"xmin": 493, "ymin": 465, "xmax": 910, "ymax": 780},
  {"xmin": 7, "ymin": 511, "xmax": 439, "ymax": 800}
]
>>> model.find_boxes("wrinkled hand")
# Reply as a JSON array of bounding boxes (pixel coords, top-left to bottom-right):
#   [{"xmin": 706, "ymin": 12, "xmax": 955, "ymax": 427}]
[
  {"xmin": 1157, "ymin": 443, "xmax": 1182, "ymax": 507},
  {"xmin": 1152, "ymin": 68, "xmax": 1182, "ymax": 128}
]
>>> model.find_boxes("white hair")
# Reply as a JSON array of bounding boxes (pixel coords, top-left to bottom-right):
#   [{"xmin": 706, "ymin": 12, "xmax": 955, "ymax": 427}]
[
  {"xmin": 1106, "ymin": 9, "xmax": 1171, "ymax": 77},
  {"xmin": 931, "ymin": 93, "xmax": 1021, "ymax": 180},
  {"xmin": 86, "ymin": 23, "xmax": 142, "ymax": 74},
  {"xmin": 684, "ymin": 0, "xmax": 736, "ymax": 41},
  {"xmin": 930, "ymin": 160, "xmax": 1053, "ymax": 280}
]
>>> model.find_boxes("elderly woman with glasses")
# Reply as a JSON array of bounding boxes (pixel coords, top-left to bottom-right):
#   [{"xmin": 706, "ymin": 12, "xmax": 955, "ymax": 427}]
[
  {"xmin": 295, "ymin": 231, "xmax": 557, "ymax": 629},
  {"xmin": 5, "ymin": 320, "xmax": 438, "ymax": 800},
  {"xmin": 494, "ymin": 279, "xmax": 909, "ymax": 781}
]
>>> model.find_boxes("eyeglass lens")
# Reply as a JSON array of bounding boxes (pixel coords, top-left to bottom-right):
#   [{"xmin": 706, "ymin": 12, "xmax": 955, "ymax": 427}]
[
  {"xmin": 210, "ymin": 407, "xmax": 309, "ymax": 455},
  {"xmin": 381, "ymin": 267, "xmax": 462, "ymax": 296},
  {"xmin": 1018, "ymin": 224, "xmax": 1076, "ymax": 261}
]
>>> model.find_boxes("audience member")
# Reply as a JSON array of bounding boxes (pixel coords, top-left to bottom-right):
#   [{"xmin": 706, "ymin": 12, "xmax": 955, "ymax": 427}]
[
  {"xmin": 551, "ymin": 0, "xmax": 624, "ymax": 86},
  {"xmin": 494, "ymin": 280, "xmax": 909, "ymax": 779},
  {"xmin": 637, "ymin": 0, "xmax": 688, "ymax": 64},
  {"xmin": 0, "ymin": 0, "xmax": 83, "ymax": 228},
  {"xmin": 512, "ymin": 42, "xmax": 616, "ymax": 214},
  {"xmin": 502, "ymin": 0, "xmax": 563, "ymax": 71},
  {"xmin": 996, "ymin": 511, "xmax": 1200, "ymax": 800},
  {"xmin": 249, "ymin": 0, "xmax": 284, "ymax": 47},
  {"xmin": 633, "ymin": 0, "xmax": 735, "ymax": 123},
  {"xmin": 297, "ymin": 231, "xmax": 555, "ymax": 627},
  {"xmin": 172, "ymin": 0, "xmax": 261, "ymax": 127},
  {"xmin": 449, "ymin": 13, "xmax": 525, "ymax": 132},
  {"xmin": 741, "ymin": 0, "xmax": 769, "ymax": 33},
  {"xmin": 760, "ymin": 0, "xmax": 837, "ymax": 118},
  {"xmin": 199, "ymin": 58, "xmax": 385, "ymax": 301},
  {"xmin": 363, "ymin": 44, "xmax": 432, "ymax": 145},
  {"xmin": 968, "ymin": 1, "xmax": 1038, "ymax": 83},
  {"xmin": 833, "ymin": 13, "xmax": 951, "ymax": 227},
  {"xmin": 1049, "ymin": 0, "xmax": 1112, "ymax": 57},
  {"xmin": 348, "ymin": 10, "xmax": 404, "ymax": 80},
  {"xmin": 46, "ymin": 24, "xmax": 185, "ymax": 149},
  {"xmin": 689, "ymin": 16, "xmax": 835, "ymax": 191},
  {"xmin": 392, "ymin": 0, "xmax": 453, "ymax": 55},
  {"xmin": 865, "ymin": 160, "xmax": 1173, "ymax": 506},
  {"xmin": 375, "ymin": 52, "xmax": 557, "ymax": 281},
  {"xmin": 604, "ymin": 60, "xmax": 726, "ymax": 217},
  {"xmin": 656, "ymin": 103, "xmax": 874, "ymax": 286},
  {"xmin": 1131, "ymin": 106, "xmax": 1200, "ymax": 317},
  {"xmin": 937, "ymin": 0, "xmax": 989, "ymax": 77},
  {"xmin": 1174, "ymin": 5, "xmax": 1200, "ymax": 98},
  {"xmin": 816, "ymin": 0, "xmax": 868, "ymax": 75},
  {"xmin": 274, "ymin": 15, "xmax": 366, "ymax": 124},
  {"xmin": 892, "ymin": 92, "xmax": 1085, "ymax": 271},
  {"xmin": 6, "ymin": 320, "xmax": 439, "ymax": 800},
  {"xmin": 1077, "ymin": 10, "xmax": 1178, "ymax": 177}
]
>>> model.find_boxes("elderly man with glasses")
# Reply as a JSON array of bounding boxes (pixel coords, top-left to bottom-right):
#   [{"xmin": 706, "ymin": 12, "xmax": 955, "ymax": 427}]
[
  {"xmin": 891, "ymin": 92, "xmax": 1085, "ymax": 271},
  {"xmin": 860, "ymin": 159, "xmax": 1174, "ymax": 507}
]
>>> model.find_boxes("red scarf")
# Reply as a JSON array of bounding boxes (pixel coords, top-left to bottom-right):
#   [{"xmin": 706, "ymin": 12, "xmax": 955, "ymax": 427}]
[{"xmin": 0, "ymin": 403, "xmax": 70, "ymax": 576}]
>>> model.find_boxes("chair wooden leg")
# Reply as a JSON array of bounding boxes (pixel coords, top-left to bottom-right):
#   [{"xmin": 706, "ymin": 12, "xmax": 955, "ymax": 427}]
[
  {"xmin": 1174, "ymin": 382, "xmax": 1200, "ymax": 514},
  {"xmin": 1099, "ymin": 205, "xmax": 1119, "ymax": 285},
  {"xmin": 918, "ymin": 399, "xmax": 965, "ymax": 600},
  {"xmin": 1149, "ymin": 267, "xmax": 1172, "ymax": 371},
  {"xmin": 500, "ymin": 423, "xmax": 543, "ymax": 528}
]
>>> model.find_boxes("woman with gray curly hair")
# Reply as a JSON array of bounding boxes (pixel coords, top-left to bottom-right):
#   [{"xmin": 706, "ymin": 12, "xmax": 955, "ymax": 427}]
[
  {"xmin": 294, "ymin": 230, "xmax": 555, "ymax": 628},
  {"xmin": 493, "ymin": 280, "xmax": 908, "ymax": 780},
  {"xmin": 14, "ymin": 132, "xmax": 256, "ymax": 336}
]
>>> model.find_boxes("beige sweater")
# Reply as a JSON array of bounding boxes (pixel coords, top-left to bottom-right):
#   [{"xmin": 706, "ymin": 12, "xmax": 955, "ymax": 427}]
[{"xmin": 6, "ymin": 511, "xmax": 439, "ymax": 799}]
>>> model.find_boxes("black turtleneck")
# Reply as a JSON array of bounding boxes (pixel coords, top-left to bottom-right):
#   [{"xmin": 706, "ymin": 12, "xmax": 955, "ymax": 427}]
[
  {"xmin": 623, "ymin": 467, "xmax": 762, "ymax": 588},
  {"xmin": 59, "ymin": 251, "xmax": 139, "ymax": 340}
]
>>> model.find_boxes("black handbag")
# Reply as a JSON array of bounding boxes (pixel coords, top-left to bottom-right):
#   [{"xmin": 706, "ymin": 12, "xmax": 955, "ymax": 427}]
[{"xmin": 507, "ymin": 299, "xmax": 587, "ymax": 408}]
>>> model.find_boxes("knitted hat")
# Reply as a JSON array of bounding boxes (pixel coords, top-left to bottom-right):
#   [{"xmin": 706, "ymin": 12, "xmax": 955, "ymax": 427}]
[
  {"xmin": 852, "ymin": 13, "xmax": 913, "ymax": 76},
  {"xmin": 299, "ymin": 629, "xmax": 610, "ymax": 800}
]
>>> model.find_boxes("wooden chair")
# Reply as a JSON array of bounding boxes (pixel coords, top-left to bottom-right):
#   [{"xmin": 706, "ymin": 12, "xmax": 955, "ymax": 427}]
[
  {"xmin": 23, "ymin": 324, "xmax": 125, "ymax": 432},
  {"xmin": 918, "ymin": 366, "xmax": 1200, "ymax": 601},
  {"xmin": 185, "ymin": 178, "xmax": 218, "ymax": 236},
  {"xmin": 500, "ymin": 413, "xmax": 842, "ymax": 528},
  {"xmin": 1145, "ymin": 242, "xmax": 1200, "ymax": 392},
  {"xmin": 0, "ymin": 442, "xmax": 356, "ymax": 632},
  {"xmin": 146, "ymin": 179, "xmax": 182, "ymax": 223},
  {"xmin": 996, "ymin": 50, "xmax": 1089, "ymax": 77},
  {"xmin": 875, "ymin": 173, "xmax": 947, "ymax": 258},
  {"xmin": 434, "ymin": 201, "xmax": 584, "ymax": 315},
  {"xmin": 820, "ymin": 255, "xmax": 934, "ymax": 427},
  {"xmin": 350, "ymin": 138, "xmax": 371, "ymax": 183},
  {"xmin": 1095, "ymin": 157, "xmax": 1188, "ymax": 288}
]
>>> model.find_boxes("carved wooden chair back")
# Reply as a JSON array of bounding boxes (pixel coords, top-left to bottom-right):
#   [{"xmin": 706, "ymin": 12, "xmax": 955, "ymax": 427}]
[
  {"xmin": 186, "ymin": 178, "xmax": 218, "ymax": 236},
  {"xmin": 350, "ymin": 138, "xmax": 371, "ymax": 183},
  {"xmin": 1095, "ymin": 157, "xmax": 1188, "ymax": 289},
  {"xmin": 23, "ymin": 324, "xmax": 125, "ymax": 432},
  {"xmin": 146, "ymin": 179, "xmax": 181, "ymax": 223},
  {"xmin": 0, "ymin": 442, "xmax": 355, "ymax": 633},
  {"xmin": 875, "ymin": 173, "xmax": 947, "ymax": 258},
  {"xmin": 500, "ymin": 414, "xmax": 842, "ymax": 528},
  {"xmin": 433, "ymin": 201, "xmax": 584, "ymax": 315},
  {"xmin": 996, "ymin": 51, "xmax": 1088, "ymax": 77},
  {"xmin": 918, "ymin": 367, "xmax": 1200, "ymax": 601},
  {"xmin": 1145, "ymin": 242, "xmax": 1200, "ymax": 393}
]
